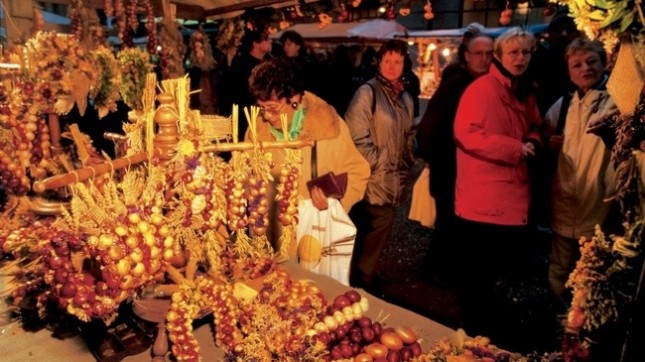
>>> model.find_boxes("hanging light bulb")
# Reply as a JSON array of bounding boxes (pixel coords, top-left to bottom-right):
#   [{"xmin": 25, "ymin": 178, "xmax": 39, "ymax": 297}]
[{"xmin": 441, "ymin": 48, "xmax": 451, "ymax": 57}]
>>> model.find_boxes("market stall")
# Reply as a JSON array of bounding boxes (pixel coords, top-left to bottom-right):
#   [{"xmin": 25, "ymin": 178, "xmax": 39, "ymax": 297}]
[
  {"xmin": 1, "ymin": 1, "xmax": 645, "ymax": 362},
  {"xmin": 0, "ymin": 261, "xmax": 455, "ymax": 362}
]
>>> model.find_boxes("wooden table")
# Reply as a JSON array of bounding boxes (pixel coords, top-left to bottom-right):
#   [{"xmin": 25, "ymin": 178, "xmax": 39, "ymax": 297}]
[{"xmin": 0, "ymin": 262, "xmax": 454, "ymax": 362}]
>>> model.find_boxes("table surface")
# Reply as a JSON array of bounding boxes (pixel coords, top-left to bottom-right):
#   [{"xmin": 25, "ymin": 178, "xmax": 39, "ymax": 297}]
[{"xmin": 0, "ymin": 262, "xmax": 454, "ymax": 362}]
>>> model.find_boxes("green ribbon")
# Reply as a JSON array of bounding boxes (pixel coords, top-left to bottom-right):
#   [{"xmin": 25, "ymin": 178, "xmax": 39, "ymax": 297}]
[{"xmin": 269, "ymin": 108, "xmax": 305, "ymax": 141}]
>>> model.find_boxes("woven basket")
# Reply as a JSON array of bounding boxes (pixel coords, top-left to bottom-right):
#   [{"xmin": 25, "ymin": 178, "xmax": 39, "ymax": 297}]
[
  {"xmin": 607, "ymin": 41, "xmax": 645, "ymax": 116},
  {"xmin": 200, "ymin": 114, "xmax": 232, "ymax": 141}
]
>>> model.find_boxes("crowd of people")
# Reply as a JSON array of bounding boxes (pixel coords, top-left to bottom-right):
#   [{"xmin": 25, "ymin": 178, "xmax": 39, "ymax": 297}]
[
  {"xmin": 232, "ymin": 13, "xmax": 622, "ymax": 345},
  {"xmin": 0, "ymin": 12, "xmax": 624, "ymax": 347},
  {"xmin": 415, "ymin": 13, "xmax": 620, "ymax": 344}
]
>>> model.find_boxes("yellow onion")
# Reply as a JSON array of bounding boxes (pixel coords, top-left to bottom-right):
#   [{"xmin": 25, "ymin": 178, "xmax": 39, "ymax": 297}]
[
  {"xmin": 125, "ymin": 235, "xmax": 139, "ymax": 248},
  {"xmin": 132, "ymin": 262, "xmax": 145, "ymax": 277},
  {"xmin": 130, "ymin": 248, "xmax": 144, "ymax": 263},
  {"xmin": 114, "ymin": 225, "xmax": 128, "ymax": 236},
  {"xmin": 128, "ymin": 213, "xmax": 141, "ymax": 224},
  {"xmin": 163, "ymin": 236, "xmax": 174, "ymax": 248},
  {"xmin": 143, "ymin": 232, "xmax": 155, "ymax": 247},
  {"xmin": 116, "ymin": 259, "xmax": 131, "ymax": 276},
  {"xmin": 158, "ymin": 225, "xmax": 170, "ymax": 237},
  {"xmin": 99, "ymin": 234, "xmax": 113, "ymax": 248},
  {"xmin": 108, "ymin": 245, "xmax": 124, "ymax": 261},
  {"xmin": 137, "ymin": 221, "xmax": 150, "ymax": 234}
]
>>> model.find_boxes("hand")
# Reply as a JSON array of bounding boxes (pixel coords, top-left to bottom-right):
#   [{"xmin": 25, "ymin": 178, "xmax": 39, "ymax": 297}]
[
  {"xmin": 586, "ymin": 110, "xmax": 618, "ymax": 135},
  {"xmin": 522, "ymin": 142, "xmax": 536, "ymax": 158},
  {"xmin": 310, "ymin": 186, "xmax": 329, "ymax": 210},
  {"xmin": 548, "ymin": 135, "xmax": 563, "ymax": 152}
]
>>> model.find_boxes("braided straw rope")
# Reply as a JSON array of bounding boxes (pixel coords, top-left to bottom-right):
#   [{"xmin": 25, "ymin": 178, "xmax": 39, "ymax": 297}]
[{"xmin": 607, "ymin": 41, "xmax": 645, "ymax": 116}]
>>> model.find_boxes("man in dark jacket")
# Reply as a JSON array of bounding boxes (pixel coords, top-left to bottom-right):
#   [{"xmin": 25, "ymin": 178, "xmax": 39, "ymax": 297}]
[
  {"xmin": 220, "ymin": 29, "xmax": 272, "ymax": 137},
  {"xmin": 415, "ymin": 34, "xmax": 494, "ymax": 283}
]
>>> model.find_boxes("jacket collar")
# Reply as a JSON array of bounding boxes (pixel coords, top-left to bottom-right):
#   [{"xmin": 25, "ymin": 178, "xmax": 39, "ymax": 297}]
[{"xmin": 256, "ymin": 91, "xmax": 340, "ymax": 142}]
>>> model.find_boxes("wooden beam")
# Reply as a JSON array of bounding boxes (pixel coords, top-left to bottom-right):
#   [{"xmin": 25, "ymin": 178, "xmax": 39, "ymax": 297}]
[
  {"xmin": 40, "ymin": 0, "xmax": 205, "ymax": 21},
  {"xmin": 40, "ymin": 0, "xmax": 104, "ymax": 7},
  {"xmin": 204, "ymin": 0, "xmax": 294, "ymax": 17}
]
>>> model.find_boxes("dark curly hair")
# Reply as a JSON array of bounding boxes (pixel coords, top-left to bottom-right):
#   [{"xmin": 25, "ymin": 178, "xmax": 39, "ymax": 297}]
[
  {"xmin": 249, "ymin": 58, "xmax": 305, "ymax": 101},
  {"xmin": 279, "ymin": 30, "xmax": 306, "ymax": 57},
  {"xmin": 376, "ymin": 39, "xmax": 409, "ymax": 62}
]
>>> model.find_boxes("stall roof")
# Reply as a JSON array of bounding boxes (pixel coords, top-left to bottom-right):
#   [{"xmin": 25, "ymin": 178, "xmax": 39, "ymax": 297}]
[
  {"xmin": 46, "ymin": 0, "xmax": 324, "ymax": 20},
  {"xmin": 271, "ymin": 19, "xmax": 407, "ymax": 42},
  {"xmin": 407, "ymin": 23, "xmax": 548, "ymax": 39}
]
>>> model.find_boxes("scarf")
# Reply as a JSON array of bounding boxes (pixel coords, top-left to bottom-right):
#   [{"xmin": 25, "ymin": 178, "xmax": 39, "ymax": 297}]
[
  {"xmin": 491, "ymin": 57, "xmax": 535, "ymax": 102},
  {"xmin": 269, "ymin": 108, "xmax": 305, "ymax": 141},
  {"xmin": 376, "ymin": 71, "xmax": 405, "ymax": 99}
]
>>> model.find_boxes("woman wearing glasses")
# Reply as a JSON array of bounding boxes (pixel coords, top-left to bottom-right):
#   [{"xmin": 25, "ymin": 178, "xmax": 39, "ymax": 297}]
[
  {"xmin": 452, "ymin": 27, "xmax": 543, "ymax": 344},
  {"xmin": 247, "ymin": 58, "xmax": 370, "ymax": 256}
]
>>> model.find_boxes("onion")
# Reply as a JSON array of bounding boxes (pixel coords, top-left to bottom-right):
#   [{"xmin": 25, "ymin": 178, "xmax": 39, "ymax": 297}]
[
  {"xmin": 324, "ymin": 315, "xmax": 338, "ymax": 330},
  {"xmin": 342, "ymin": 306, "xmax": 354, "ymax": 322},
  {"xmin": 334, "ymin": 310, "xmax": 345, "ymax": 325},
  {"xmin": 345, "ymin": 289, "xmax": 361, "ymax": 303},
  {"xmin": 314, "ymin": 321, "xmax": 328, "ymax": 334},
  {"xmin": 354, "ymin": 353, "xmax": 374, "ymax": 362},
  {"xmin": 364, "ymin": 343, "xmax": 388, "ymax": 359},
  {"xmin": 116, "ymin": 259, "xmax": 131, "ymax": 276},
  {"xmin": 60, "ymin": 282, "xmax": 77, "ymax": 298},
  {"xmin": 352, "ymin": 302, "xmax": 363, "ymax": 319},
  {"xmin": 360, "ymin": 297, "xmax": 369, "ymax": 313},
  {"xmin": 380, "ymin": 331, "xmax": 403, "ymax": 351},
  {"xmin": 394, "ymin": 326, "xmax": 417, "ymax": 345}
]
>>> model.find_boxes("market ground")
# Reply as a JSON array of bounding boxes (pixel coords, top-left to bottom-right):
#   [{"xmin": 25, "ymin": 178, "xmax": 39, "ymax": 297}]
[{"xmin": 369, "ymin": 159, "xmax": 562, "ymax": 355}]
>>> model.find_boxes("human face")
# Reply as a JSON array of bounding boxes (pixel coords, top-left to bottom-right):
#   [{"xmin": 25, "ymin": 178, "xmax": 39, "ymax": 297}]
[
  {"xmin": 257, "ymin": 98, "xmax": 289, "ymax": 128},
  {"xmin": 464, "ymin": 37, "xmax": 494, "ymax": 76},
  {"xmin": 499, "ymin": 38, "xmax": 532, "ymax": 76},
  {"xmin": 255, "ymin": 37, "xmax": 273, "ymax": 56},
  {"xmin": 283, "ymin": 39, "xmax": 300, "ymax": 58},
  {"xmin": 378, "ymin": 51, "xmax": 405, "ymax": 82},
  {"xmin": 567, "ymin": 50, "xmax": 604, "ymax": 94}
]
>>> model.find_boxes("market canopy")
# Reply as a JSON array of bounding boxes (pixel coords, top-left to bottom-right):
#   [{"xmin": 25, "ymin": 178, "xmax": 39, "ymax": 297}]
[
  {"xmin": 347, "ymin": 19, "xmax": 406, "ymax": 39},
  {"xmin": 271, "ymin": 19, "xmax": 407, "ymax": 42},
  {"xmin": 407, "ymin": 23, "xmax": 548, "ymax": 39}
]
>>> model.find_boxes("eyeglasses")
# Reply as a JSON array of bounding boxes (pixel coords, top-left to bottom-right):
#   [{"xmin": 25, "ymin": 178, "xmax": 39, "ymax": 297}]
[
  {"xmin": 505, "ymin": 49, "xmax": 532, "ymax": 58},
  {"xmin": 467, "ymin": 50, "xmax": 494, "ymax": 58},
  {"xmin": 257, "ymin": 99, "xmax": 287, "ymax": 118}
]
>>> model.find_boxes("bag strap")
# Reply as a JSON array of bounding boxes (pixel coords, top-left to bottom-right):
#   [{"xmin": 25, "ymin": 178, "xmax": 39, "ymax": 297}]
[
  {"xmin": 311, "ymin": 141, "xmax": 318, "ymax": 180},
  {"xmin": 555, "ymin": 91, "xmax": 572, "ymax": 135}
]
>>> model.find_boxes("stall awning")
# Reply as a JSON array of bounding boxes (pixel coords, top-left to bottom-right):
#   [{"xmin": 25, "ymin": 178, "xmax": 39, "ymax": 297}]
[
  {"xmin": 407, "ymin": 23, "xmax": 548, "ymax": 39},
  {"xmin": 271, "ymin": 19, "xmax": 407, "ymax": 42}
]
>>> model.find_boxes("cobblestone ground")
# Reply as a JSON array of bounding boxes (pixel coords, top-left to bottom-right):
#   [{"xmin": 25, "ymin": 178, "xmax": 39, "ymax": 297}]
[{"xmin": 371, "ymin": 159, "xmax": 562, "ymax": 355}]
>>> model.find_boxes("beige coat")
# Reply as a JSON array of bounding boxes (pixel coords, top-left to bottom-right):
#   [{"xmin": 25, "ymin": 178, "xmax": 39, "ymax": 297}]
[
  {"xmin": 546, "ymin": 89, "xmax": 617, "ymax": 239},
  {"xmin": 248, "ymin": 92, "xmax": 371, "ymax": 250},
  {"xmin": 252, "ymin": 91, "xmax": 370, "ymax": 211}
]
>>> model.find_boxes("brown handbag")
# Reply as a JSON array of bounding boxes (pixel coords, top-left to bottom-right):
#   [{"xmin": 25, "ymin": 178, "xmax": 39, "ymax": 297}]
[{"xmin": 307, "ymin": 141, "xmax": 348, "ymax": 199}]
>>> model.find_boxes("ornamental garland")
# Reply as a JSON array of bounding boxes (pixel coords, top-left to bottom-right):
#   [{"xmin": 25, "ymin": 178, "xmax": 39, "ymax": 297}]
[
  {"xmin": 188, "ymin": 27, "xmax": 216, "ymax": 71},
  {"xmin": 24, "ymin": 31, "xmax": 97, "ymax": 115},
  {"xmin": 117, "ymin": 47, "xmax": 154, "ymax": 111},
  {"xmin": 90, "ymin": 46, "xmax": 122, "ymax": 119},
  {"xmin": 552, "ymin": 0, "xmax": 644, "ymax": 55}
]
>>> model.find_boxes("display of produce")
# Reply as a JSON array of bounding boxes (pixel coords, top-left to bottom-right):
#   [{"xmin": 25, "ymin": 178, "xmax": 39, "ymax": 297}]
[{"xmin": 2, "ymin": 3, "xmax": 645, "ymax": 362}]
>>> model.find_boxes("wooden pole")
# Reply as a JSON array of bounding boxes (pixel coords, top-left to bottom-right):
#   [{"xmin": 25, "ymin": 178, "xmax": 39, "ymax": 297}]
[
  {"xmin": 32, "ymin": 151, "xmax": 148, "ymax": 193},
  {"xmin": 201, "ymin": 139, "xmax": 313, "ymax": 153}
]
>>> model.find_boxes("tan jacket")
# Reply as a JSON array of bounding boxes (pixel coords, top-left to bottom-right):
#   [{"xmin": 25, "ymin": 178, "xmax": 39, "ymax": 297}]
[
  {"xmin": 545, "ymin": 89, "xmax": 617, "ymax": 239},
  {"xmin": 251, "ymin": 91, "xmax": 371, "ymax": 212}
]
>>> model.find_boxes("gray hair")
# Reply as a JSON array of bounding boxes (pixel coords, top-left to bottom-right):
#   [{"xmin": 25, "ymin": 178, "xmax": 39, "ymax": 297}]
[{"xmin": 494, "ymin": 27, "xmax": 536, "ymax": 57}]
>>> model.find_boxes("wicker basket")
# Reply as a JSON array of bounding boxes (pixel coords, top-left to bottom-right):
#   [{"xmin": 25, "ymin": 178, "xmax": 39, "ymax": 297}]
[{"xmin": 200, "ymin": 114, "xmax": 233, "ymax": 142}]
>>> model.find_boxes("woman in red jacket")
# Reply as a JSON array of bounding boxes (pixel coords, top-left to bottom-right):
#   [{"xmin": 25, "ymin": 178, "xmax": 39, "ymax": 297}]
[{"xmin": 452, "ymin": 27, "xmax": 542, "ymax": 345}]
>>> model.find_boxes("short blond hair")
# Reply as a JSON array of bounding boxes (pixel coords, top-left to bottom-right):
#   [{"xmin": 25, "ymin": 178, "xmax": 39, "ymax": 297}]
[{"xmin": 494, "ymin": 27, "xmax": 536, "ymax": 57}]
